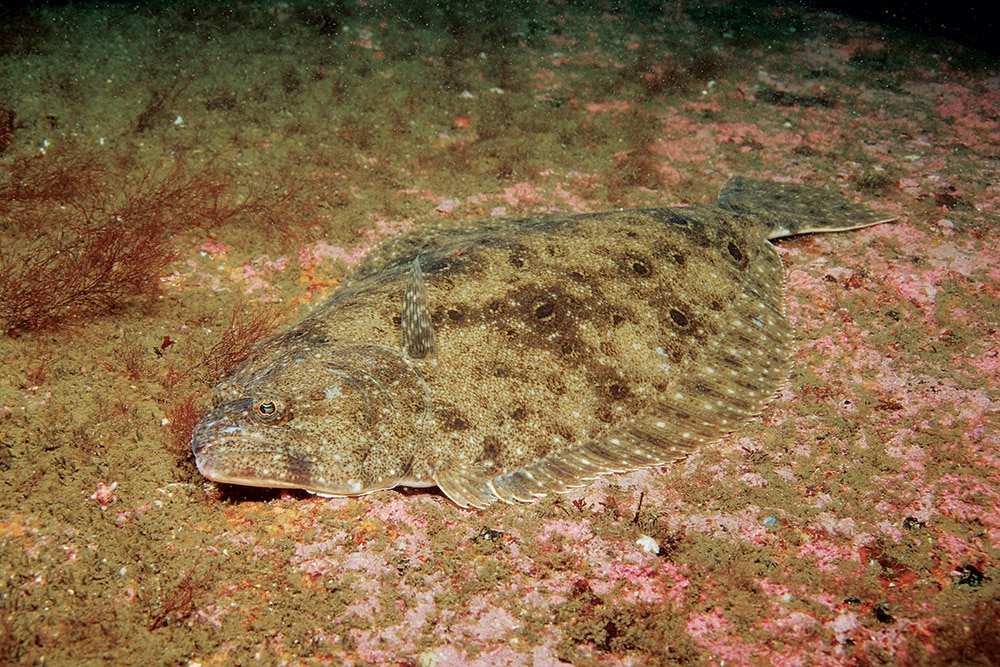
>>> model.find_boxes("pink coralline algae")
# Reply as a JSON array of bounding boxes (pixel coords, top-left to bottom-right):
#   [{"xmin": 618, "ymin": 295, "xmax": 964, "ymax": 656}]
[
  {"xmin": 297, "ymin": 240, "xmax": 373, "ymax": 273},
  {"xmin": 501, "ymin": 181, "xmax": 548, "ymax": 208},
  {"xmin": 88, "ymin": 481, "xmax": 118, "ymax": 510},
  {"xmin": 584, "ymin": 100, "xmax": 631, "ymax": 114},
  {"xmin": 199, "ymin": 238, "xmax": 229, "ymax": 256},
  {"xmin": 435, "ymin": 198, "xmax": 463, "ymax": 214},
  {"xmin": 232, "ymin": 256, "xmax": 288, "ymax": 295},
  {"xmin": 684, "ymin": 608, "xmax": 760, "ymax": 664}
]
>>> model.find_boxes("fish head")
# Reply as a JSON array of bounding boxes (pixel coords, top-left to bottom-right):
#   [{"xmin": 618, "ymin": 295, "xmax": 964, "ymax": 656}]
[{"xmin": 191, "ymin": 344, "xmax": 430, "ymax": 498}]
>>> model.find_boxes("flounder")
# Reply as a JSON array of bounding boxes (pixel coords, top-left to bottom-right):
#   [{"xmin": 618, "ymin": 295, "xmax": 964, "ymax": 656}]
[{"xmin": 191, "ymin": 178, "xmax": 893, "ymax": 508}]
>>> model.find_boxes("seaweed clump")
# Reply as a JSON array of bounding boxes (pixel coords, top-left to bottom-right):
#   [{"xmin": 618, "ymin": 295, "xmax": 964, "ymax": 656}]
[{"xmin": 0, "ymin": 147, "xmax": 264, "ymax": 336}]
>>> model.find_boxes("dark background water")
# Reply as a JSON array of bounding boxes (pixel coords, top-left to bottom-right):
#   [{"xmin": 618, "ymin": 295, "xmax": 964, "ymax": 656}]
[{"xmin": 814, "ymin": 0, "xmax": 997, "ymax": 54}]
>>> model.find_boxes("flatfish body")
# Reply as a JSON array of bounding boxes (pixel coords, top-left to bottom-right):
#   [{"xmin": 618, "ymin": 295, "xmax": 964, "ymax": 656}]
[{"xmin": 191, "ymin": 178, "xmax": 893, "ymax": 508}]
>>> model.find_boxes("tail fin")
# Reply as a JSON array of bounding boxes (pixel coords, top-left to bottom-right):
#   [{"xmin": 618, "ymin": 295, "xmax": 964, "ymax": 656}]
[{"xmin": 715, "ymin": 177, "xmax": 897, "ymax": 239}]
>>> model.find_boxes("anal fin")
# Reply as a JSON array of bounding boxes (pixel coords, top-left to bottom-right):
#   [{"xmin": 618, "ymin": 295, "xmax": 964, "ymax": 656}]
[{"xmin": 433, "ymin": 464, "xmax": 498, "ymax": 509}]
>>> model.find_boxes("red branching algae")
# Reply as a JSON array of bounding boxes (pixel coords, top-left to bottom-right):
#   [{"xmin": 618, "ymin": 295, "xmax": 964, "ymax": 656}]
[
  {"xmin": 165, "ymin": 393, "xmax": 207, "ymax": 462},
  {"xmin": 0, "ymin": 147, "xmax": 307, "ymax": 336},
  {"xmin": 0, "ymin": 150, "xmax": 201, "ymax": 335},
  {"xmin": 147, "ymin": 561, "xmax": 212, "ymax": 631},
  {"xmin": 203, "ymin": 303, "xmax": 283, "ymax": 380},
  {"xmin": 0, "ymin": 158, "xmax": 178, "ymax": 335}
]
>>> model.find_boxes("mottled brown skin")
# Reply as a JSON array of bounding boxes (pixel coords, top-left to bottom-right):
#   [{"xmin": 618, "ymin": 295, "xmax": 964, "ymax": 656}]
[{"xmin": 192, "ymin": 178, "xmax": 893, "ymax": 508}]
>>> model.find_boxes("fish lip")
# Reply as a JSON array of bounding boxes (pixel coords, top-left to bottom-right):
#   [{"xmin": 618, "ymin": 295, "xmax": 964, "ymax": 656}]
[
  {"xmin": 193, "ymin": 460, "xmax": 304, "ymax": 491},
  {"xmin": 194, "ymin": 452, "xmax": 379, "ymax": 497},
  {"xmin": 190, "ymin": 433, "xmax": 319, "ymax": 487},
  {"xmin": 192, "ymin": 449, "xmax": 305, "ymax": 485}
]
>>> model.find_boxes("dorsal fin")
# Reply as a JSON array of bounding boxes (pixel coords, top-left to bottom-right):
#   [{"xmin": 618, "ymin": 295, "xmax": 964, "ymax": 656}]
[{"xmin": 401, "ymin": 257, "xmax": 436, "ymax": 360}]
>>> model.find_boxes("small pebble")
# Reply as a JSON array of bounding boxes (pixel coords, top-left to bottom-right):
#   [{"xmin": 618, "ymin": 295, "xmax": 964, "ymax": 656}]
[{"xmin": 636, "ymin": 535, "xmax": 660, "ymax": 554}]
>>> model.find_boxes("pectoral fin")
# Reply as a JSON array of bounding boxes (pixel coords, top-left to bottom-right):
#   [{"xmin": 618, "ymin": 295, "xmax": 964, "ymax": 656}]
[{"xmin": 401, "ymin": 257, "xmax": 436, "ymax": 360}]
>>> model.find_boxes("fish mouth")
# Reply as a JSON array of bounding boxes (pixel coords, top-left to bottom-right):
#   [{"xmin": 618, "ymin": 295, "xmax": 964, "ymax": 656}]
[
  {"xmin": 193, "ymin": 447, "xmax": 315, "ymax": 490},
  {"xmin": 195, "ymin": 453, "xmax": 386, "ymax": 498},
  {"xmin": 194, "ymin": 453, "xmax": 304, "ymax": 490},
  {"xmin": 190, "ymin": 419, "xmax": 400, "ymax": 498},
  {"xmin": 191, "ymin": 436, "xmax": 375, "ymax": 497},
  {"xmin": 194, "ymin": 447, "xmax": 398, "ymax": 499},
  {"xmin": 190, "ymin": 421, "xmax": 304, "ymax": 488}
]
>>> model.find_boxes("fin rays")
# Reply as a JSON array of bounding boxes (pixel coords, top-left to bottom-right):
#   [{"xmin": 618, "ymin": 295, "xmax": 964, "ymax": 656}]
[{"xmin": 401, "ymin": 257, "xmax": 437, "ymax": 360}]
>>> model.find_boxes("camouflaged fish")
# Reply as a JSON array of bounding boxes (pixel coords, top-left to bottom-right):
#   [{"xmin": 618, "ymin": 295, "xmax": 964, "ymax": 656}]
[{"xmin": 191, "ymin": 178, "xmax": 893, "ymax": 508}]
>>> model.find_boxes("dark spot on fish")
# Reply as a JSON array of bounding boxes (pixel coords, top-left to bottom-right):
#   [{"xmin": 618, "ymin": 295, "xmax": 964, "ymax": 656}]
[
  {"xmin": 438, "ymin": 405, "xmax": 470, "ymax": 432},
  {"xmin": 535, "ymin": 303, "xmax": 555, "ymax": 319},
  {"xmin": 608, "ymin": 383, "xmax": 629, "ymax": 400},
  {"xmin": 498, "ymin": 325, "xmax": 518, "ymax": 339},
  {"xmin": 587, "ymin": 365, "xmax": 639, "ymax": 422},
  {"xmin": 669, "ymin": 308, "xmax": 689, "ymax": 327},
  {"xmin": 632, "ymin": 261, "xmax": 650, "ymax": 276},
  {"xmin": 479, "ymin": 435, "xmax": 501, "ymax": 463},
  {"xmin": 728, "ymin": 241, "xmax": 743, "ymax": 262},
  {"xmin": 447, "ymin": 308, "xmax": 463, "ymax": 321}
]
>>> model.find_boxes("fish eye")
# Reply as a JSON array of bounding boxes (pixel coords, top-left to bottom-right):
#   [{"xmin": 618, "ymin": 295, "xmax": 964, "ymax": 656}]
[{"xmin": 254, "ymin": 399, "xmax": 285, "ymax": 422}]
